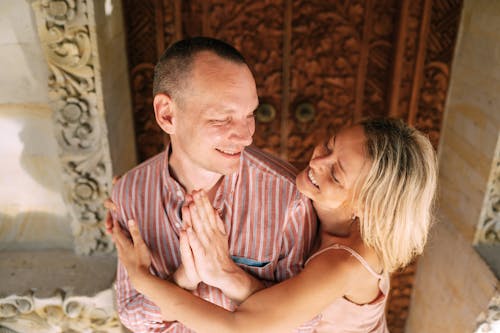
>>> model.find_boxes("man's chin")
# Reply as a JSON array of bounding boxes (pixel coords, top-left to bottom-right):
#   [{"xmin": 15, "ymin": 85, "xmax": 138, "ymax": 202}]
[
  {"xmin": 220, "ymin": 166, "xmax": 240, "ymax": 175},
  {"xmin": 217, "ymin": 161, "xmax": 241, "ymax": 175}
]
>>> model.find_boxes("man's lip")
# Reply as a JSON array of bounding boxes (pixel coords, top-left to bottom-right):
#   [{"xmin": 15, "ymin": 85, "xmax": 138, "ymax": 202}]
[{"xmin": 215, "ymin": 148, "xmax": 242, "ymax": 157}]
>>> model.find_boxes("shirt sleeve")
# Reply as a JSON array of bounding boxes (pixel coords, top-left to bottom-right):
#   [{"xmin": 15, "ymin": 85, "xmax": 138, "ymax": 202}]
[
  {"xmin": 275, "ymin": 193, "xmax": 317, "ymax": 282},
  {"xmin": 115, "ymin": 262, "xmax": 175, "ymax": 332},
  {"xmin": 112, "ymin": 179, "xmax": 178, "ymax": 332}
]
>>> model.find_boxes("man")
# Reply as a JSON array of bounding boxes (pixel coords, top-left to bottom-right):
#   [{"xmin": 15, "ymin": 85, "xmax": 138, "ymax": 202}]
[{"xmin": 110, "ymin": 37, "xmax": 317, "ymax": 332}]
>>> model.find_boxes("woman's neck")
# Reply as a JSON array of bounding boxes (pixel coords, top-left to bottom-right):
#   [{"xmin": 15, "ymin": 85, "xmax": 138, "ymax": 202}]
[{"xmin": 314, "ymin": 203, "xmax": 355, "ymax": 238}]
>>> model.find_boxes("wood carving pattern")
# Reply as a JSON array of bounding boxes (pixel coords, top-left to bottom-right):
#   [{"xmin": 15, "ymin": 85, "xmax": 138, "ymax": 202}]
[
  {"xmin": 32, "ymin": 0, "xmax": 113, "ymax": 254},
  {"xmin": 123, "ymin": 0, "xmax": 158, "ymax": 66},
  {"xmin": 386, "ymin": 262, "xmax": 417, "ymax": 333},
  {"xmin": 289, "ymin": 1, "xmax": 365, "ymax": 164},
  {"xmin": 161, "ymin": 0, "xmax": 176, "ymax": 50},
  {"xmin": 416, "ymin": 0, "xmax": 462, "ymax": 148},
  {"xmin": 203, "ymin": 0, "xmax": 285, "ymax": 155},
  {"xmin": 181, "ymin": 0, "xmax": 203, "ymax": 36},
  {"xmin": 123, "ymin": 1, "xmax": 463, "ymax": 331},
  {"xmin": 131, "ymin": 64, "xmax": 165, "ymax": 160},
  {"xmin": 123, "ymin": 0, "xmax": 174, "ymax": 161},
  {"xmin": 362, "ymin": 0, "xmax": 397, "ymax": 119},
  {"xmin": 395, "ymin": 0, "xmax": 424, "ymax": 121}
]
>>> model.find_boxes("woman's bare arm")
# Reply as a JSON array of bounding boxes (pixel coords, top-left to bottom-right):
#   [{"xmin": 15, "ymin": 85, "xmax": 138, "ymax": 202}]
[{"xmin": 115, "ymin": 218, "xmax": 355, "ymax": 333}]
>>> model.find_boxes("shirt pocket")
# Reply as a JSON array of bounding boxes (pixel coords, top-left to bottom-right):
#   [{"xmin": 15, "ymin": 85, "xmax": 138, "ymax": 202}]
[{"xmin": 231, "ymin": 255, "xmax": 275, "ymax": 280}]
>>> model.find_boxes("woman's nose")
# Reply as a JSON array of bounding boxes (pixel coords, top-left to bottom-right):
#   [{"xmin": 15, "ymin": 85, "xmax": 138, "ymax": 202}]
[{"xmin": 309, "ymin": 145, "xmax": 331, "ymax": 169}]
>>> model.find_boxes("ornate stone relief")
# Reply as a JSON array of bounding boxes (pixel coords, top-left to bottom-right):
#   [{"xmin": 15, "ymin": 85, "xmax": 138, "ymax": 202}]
[
  {"xmin": 31, "ymin": 0, "xmax": 113, "ymax": 254},
  {"xmin": 475, "ymin": 292, "xmax": 500, "ymax": 333},
  {"xmin": 0, "ymin": 289, "xmax": 121, "ymax": 333},
  {"xmin": 475, "ymin": 134, "xmax": 500, "ymax": 244}
]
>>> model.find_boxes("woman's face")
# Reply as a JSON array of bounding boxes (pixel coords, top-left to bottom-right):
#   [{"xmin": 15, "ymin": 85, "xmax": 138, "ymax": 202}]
[{"xmin": 296, "ymin": 125, "xmax": 370, "ymax": 211}]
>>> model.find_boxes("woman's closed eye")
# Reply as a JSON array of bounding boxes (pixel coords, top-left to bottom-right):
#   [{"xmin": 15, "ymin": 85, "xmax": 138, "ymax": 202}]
[{"xmin": 331, "ymin": 166, "xmax": 340, "ymax": 184}]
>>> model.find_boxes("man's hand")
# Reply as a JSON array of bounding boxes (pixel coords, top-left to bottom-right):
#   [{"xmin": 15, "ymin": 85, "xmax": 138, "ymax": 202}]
[
  {"xmin": 112, "ymin": 219, "xmax": 152, "ymax": 293},
  {"xmin": 172, "ymin": 203, "xmax": 201, "ymax": 290},
  {"xmin": 185, "ymin": 190, "xmax": 233, "ymax": 288},
  {"xmin": 185, "ymin": 190, "xmax": 264, "ymax": 303}
]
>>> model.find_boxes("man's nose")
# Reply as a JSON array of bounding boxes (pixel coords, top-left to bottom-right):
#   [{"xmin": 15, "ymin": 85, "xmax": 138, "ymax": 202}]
[{"xmin": 231, "ymin": 120, "xmax": 254, "ymax": 146}]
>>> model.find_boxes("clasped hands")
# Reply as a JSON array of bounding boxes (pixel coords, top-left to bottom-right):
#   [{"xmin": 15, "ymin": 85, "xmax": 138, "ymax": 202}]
[{"xmin": 106, "ymin": 190, "xmax": 235, "ymax": 295}]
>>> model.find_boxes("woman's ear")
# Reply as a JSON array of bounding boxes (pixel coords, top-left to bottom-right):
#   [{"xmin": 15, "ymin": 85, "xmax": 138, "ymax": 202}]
[{"xmin": 154, "ymin": 94, "xmax": 176, "ymax": 134}]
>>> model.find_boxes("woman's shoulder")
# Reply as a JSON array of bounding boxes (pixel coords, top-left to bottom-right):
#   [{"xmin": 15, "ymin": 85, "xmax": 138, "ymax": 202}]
[
  {"xmin": 318, "ymin": 230, "xmax": 383, "ymax": 275},
  {"xmin": 312, "ymin": 239, "xmax": 386, "ymax": 305}
]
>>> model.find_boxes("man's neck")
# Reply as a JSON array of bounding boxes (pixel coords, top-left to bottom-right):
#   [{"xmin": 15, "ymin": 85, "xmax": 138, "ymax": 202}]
[{"xmin": 168, "ymin": 153, "xmax": 223, "ymax": 198}]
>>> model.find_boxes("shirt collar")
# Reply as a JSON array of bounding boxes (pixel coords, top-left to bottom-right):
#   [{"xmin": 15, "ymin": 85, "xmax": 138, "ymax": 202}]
[{"xmin": 161, "ymin": 143, "xmax": 240, "ymax": 207}]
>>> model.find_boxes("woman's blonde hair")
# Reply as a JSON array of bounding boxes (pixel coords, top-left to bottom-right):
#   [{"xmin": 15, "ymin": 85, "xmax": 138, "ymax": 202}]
[{"xmin": 355, "ymin": 118, "xmax": 438, "ymax": 273}]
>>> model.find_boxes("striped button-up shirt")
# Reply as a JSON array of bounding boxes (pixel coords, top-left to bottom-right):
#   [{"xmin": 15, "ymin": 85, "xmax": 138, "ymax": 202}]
[{"xmin": 112, "ymin": 145, "xmax": 317, "ymax": 332}]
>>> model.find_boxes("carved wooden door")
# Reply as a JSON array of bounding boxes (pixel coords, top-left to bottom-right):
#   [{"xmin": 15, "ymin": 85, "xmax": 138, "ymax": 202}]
[{"xmin": 122, "ymin": 0, "xmax": 462, "ymax": 331}]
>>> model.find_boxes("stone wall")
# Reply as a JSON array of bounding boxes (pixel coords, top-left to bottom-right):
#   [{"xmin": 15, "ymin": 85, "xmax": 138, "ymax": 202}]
[
  {"xmin": 0, "ymin": 0, "xmax": 72, "ymax": 250},
  {"xmin": 406, "ymin": 0, "xmax": 500, "ymax": 331},
  {"xmin": 0, "ymin": 1, "xmax": 136, "ymax": 332}
]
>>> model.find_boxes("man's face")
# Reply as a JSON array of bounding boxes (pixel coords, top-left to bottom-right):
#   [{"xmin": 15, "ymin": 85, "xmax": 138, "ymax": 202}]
[{"xmin": 169, "ymin": 52, "xmax": 259, "ymax": 177}]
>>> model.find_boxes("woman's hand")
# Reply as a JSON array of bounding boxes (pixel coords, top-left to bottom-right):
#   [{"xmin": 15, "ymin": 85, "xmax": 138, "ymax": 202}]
[
  {"xmin": 112, "ymin": 218, "xmax": 152, "ymax": 293},
  {"xmin": 103, "ymin": 175, "xmax": 121, "ymax": 235}
]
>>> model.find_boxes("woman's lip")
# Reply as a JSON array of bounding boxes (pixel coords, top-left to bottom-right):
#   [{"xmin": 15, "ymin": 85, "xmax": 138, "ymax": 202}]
[{"xmin": 307, "ymin": 168, "xmax": 320, "ymax": 189}]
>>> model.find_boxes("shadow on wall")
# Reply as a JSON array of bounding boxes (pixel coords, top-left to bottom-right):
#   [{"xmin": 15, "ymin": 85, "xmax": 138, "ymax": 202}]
[
  {"xmin": 18, "ymin": 115, "xmax": 65, "ymax": 193},
  {"xmin": 0, "ymin": 212, "xmax": 73, "ymax": 250},
  {"xmin": 0, "ymin": 106, "xmax": 72, "ymax": 251}
]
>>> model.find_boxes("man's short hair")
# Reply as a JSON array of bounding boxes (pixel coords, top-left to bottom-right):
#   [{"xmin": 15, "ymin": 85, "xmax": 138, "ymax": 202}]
[{"xmin": 153, "ymin": 37, "xmax": 248, "ymax": 100}]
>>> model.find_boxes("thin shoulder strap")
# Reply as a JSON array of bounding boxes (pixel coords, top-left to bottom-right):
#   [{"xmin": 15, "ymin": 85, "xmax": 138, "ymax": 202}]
[{"xmin": 306, "ymin": 244, "xmax": 383, "ymax": 279}]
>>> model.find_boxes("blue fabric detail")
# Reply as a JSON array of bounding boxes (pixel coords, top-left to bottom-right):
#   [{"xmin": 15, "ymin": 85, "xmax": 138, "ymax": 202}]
[{"xmin": 231, "ymin": 256, "xmax": 270, "ymax": 267}]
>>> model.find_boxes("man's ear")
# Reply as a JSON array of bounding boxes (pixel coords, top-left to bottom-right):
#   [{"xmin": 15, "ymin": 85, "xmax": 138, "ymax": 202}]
[{"xmin": 154, "ymin": 94, "xmax": 176, "ymax": 134}]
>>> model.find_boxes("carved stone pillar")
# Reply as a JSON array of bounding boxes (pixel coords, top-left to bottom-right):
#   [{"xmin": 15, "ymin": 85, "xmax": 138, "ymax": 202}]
[
  {"xmin": 0, "ymin": 289, "xmax": 120, "ymax": 333},
  {"xmin": 0, "ymin": 250, "xmax": 119, "ymax": 333},
  {"xmin": 475, "ymin": 292, "xmax": 500, "ymax": 333},
  {"xmin": 30, "ymin": 0, "xmax": 114, "ymax": 255},
  {"xmin": 475, "ymin": 134, "xmax": 500, "ymax": 245},
  {"xmin": 0, "ymin": 0, "xmax": 133, "ymax": 331}
]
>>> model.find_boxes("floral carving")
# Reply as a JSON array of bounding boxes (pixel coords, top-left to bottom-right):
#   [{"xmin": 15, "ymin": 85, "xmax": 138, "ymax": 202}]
[
  {"xmin": 475, "ymin": 292, "xmax": 500, "ymax": 333},
  {"xmin": 475, "ymin": 137, "xmax": 500, "ymax": 244},
  {"xmin": 289, "ymin": 0, "xmax": 366, "ymax": 164},
  {"xmin": 0, "ymin": 290, "xmax": 120, "ymax": 333},
  {"xmin": 123, "ymin": 1, "xmax": 463, "ymax": 331},
  {"xmin": 40, "ymin": 0, "xmax": 77, "ymax": 25},
  {"xmin": 32, "ymin": 0, "xmax": 113, "ymax": 254}
]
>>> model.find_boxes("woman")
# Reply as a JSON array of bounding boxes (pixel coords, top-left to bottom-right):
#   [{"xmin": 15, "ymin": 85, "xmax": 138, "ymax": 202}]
[{"xmin": 112, "ymin": 118, "xmax": 437, "ymax": 332}]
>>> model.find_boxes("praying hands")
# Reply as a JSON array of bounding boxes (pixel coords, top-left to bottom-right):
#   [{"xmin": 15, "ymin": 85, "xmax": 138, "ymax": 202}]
[{"xmin": 107, "ymin": 190, "xmax": 264, "ymax": 306}]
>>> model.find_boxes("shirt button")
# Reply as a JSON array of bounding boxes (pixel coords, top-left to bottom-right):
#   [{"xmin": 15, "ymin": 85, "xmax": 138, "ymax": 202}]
[{"xmin": 176, "ymin": 190, "xmax": 183, "ymax": 197}]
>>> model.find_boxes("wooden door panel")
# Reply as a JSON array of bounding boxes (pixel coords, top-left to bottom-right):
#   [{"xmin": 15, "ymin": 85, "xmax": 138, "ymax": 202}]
[
  {"xmin": 205, "ymin": 1, "xmax": 286, "ymax": 156},
  {"xmin": 290, "ymin": 0, "xmax": 378, "ymax": 165},
  {"xmin": 122, "ymin": 1, "xmax": 463, "ymax": 331}
]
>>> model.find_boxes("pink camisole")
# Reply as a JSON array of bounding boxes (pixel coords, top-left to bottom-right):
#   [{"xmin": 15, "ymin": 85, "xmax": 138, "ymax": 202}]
[{"xmin": 301, "ymin": 244, "xmax": 390, "ymax": 333}]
